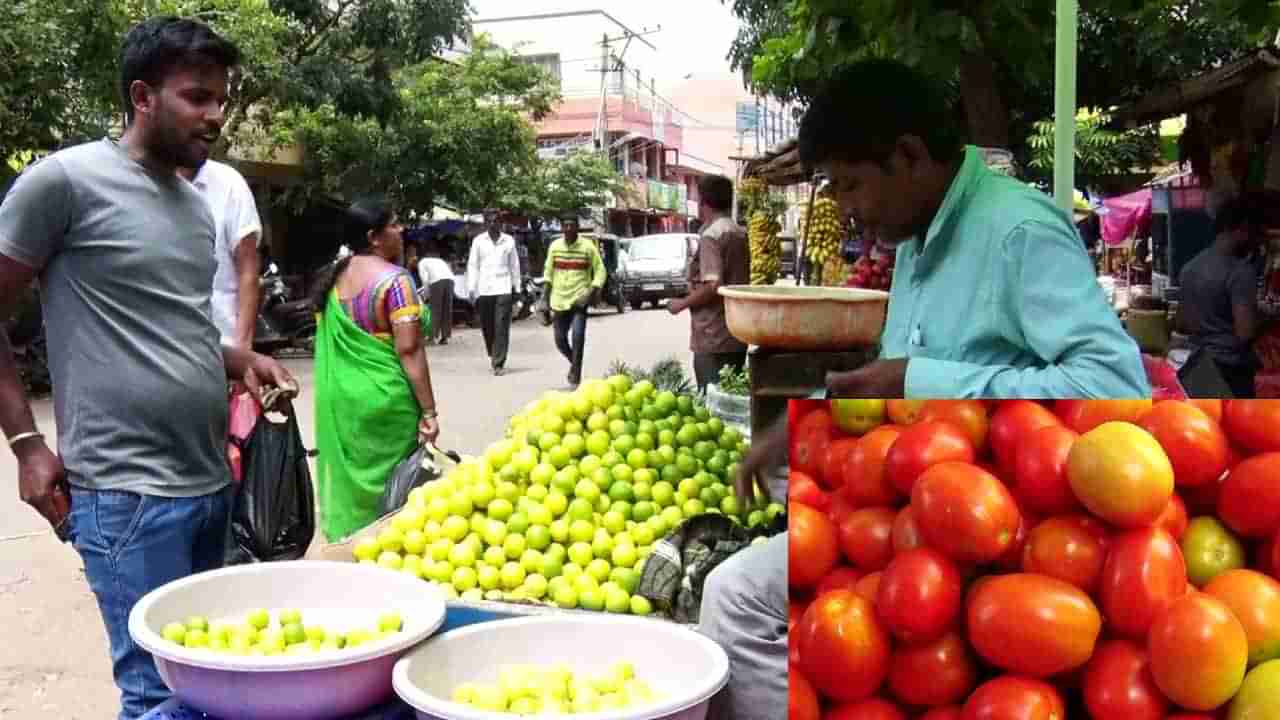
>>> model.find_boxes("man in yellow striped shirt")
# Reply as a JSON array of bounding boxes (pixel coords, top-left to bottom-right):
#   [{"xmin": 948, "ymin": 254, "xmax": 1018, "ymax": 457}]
[{"xmin": 544, "ymin": 215, "xmax": 607, "ymax": 387}]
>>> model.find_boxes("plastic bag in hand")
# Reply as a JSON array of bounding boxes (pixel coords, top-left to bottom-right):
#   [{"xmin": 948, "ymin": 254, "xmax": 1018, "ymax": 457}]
[{"xmin": 225, "ymin": 404, "xmax": 315, "ymax": 564}]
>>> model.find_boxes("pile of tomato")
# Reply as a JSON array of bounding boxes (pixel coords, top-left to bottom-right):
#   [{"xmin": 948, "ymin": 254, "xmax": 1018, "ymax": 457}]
[{"xmin": 787, "ymin": 399, "xmax": 1280, "ymax": 720}]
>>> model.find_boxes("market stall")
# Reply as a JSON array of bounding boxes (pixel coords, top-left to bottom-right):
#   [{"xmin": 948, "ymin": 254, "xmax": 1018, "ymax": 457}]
[{"xmin": 788, "ymin": 399, "xmax": 1280, "ymax": 719}]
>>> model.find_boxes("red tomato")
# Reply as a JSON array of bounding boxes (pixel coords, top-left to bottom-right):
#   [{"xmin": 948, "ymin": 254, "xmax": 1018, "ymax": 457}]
[
  {"xmin": 821, "ymin": 437, "xmax": 863, "ymax": 491},
  {"xmin": 990, "ymin": 400, "xmax": 1063, "ymax": 478},
  {"xmin": 828, "ymin": 492, "xmax": 858, "ymax": 526},
  {"xmin": 842, "ymin": 426, "xmax": 905, "ymax": 508},
  {"xmin": 790, "ymin": 667, "xmax": 821, "ymax": 720},
  {"xmin": 790, "ymin": 596, "xmax": 810, "ymax": 635},
  {"xmin": 824, "ymin": 699, "xmax": 907, "ymax": 720},
  {"xmin": 995, "ymin": 504, "xmax": 1039, "ymax": 572},
  {"xmin": 1012, "ymin": 425, "xmax": 1081, "ymax": 516},
  {"xmin": 1067, "ymin": 422, "xmax": 1175, "ymax": 528},
  {"xmin": 912, "ymin": 462, "xmax": 1022, "ymax": 564},
  {"xmin": 919, "ymin": 708, "xmax": 962, "ymax": 720},
  {"xmin": 1203, "ymin": 569, "xmax": 1280, "ymax": 667},
  {"xmin": 886, "ymin": 400, "xmax": 927, "ymax": 426},
  {"xmin": 1138, "ymin": 401, "xmax": 1232, "ymax": 488},
  {"xmin": 793, "ymin": 409, "xmax": 837, "ymax": 477},
  {"xmin": 966, "ymin": 573, "xmax": 1102, "ymax": 677},
  {"xmin": 1154, "ymin": 493, "xmax": 1189, "ymax": 540},
  {"xmin": 1148, "ymin": 593, "xmax": 1249, "ymax": 710},
  {"xmin": 816, "ymin": 566, "xmax": 864, "ymax": 597},
  {"xmin": 790, "ymin": 503, "xmax": 840, "ymax": 589},
  {"xmin": 1270, "ymin": 530, "xmax": 1280, "ymax": 580},
  {"xmin": 1056, "ymin": 399, "xmax": 1154, "ymax": 433},
  {"xmin": 1217, "ymin": 453, "xmax": 1280, "ymax": 538},
  {"xmin": 890, "ymin": 505, "xmax": 925, "ymax": 554},
  {"xmin": 1222, "ymin": 400, "xmax": 1280, "ymax": 453},
  {"xmin": 1022, "ymin": 514, "xmax": 1110, "ymax": 594},
  {"xmin": 1082, "ymin": 639, "xmax": 1169, "ymax": 720},
  {"xmin": 1188, "ymin": 399, "xmax": 1224, "ymax": 423},
  {"xmin": 1182, "ymin": 475, "xmax": 1224, "ymax": 517},
  {"xmin": 920, "ymin": 401, "xmax": 991, "ymax": 456},
  {"xmin": 887, "ymin": 631, "xmax": 977, "ymax": 708},
  {"xmin": 1100, "ymin": 527, "xmax": 1188, "ymax": 639},
  {"xmin": 885, "ymin": 421, "xmax": 976, "ymax": 496},
  {"xmin": 855, "ymin": 572, "xmax": 882, "ymax": 604},
  {"xmin": 796, "ymin": 589, "xmax": 892, "ymax": 703},
  {"xmin": 838, "ymin": 508, "xmax": 897, "ymax": 572},
  {"xmin": 961, "ymin": 676, "xmax": 1065, "ymax": 720},
  {"xmin": 791, "ymin": 471, "xmax": 832, "ymax": 513},
  {"xmin": 876, "ymin": 547, "xmax": 962, "ymax": 644}
]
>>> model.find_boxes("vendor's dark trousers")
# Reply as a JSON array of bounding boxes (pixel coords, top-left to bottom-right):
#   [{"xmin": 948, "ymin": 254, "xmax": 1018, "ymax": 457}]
[
  {"xmin": 554, "ymin": 307, "xmax": 589, "ymax": 384},
  {"xmin": 477, "ymin": 293, "xmax": 512, "ymax": 370},
  {"xmin": 693, "ymin": 351, "xmax": 747, "ymax": 394},
  {"xmin": 67, "ymin": 484, "xmax": 233, "ymax": 720},
  {"xmin": 1217, "ymin": 360, "xmax": 1258, "ymax": 399},
  {"xmin": 428, "ymin": 279, "xmax": 453, "ymax": 343}
]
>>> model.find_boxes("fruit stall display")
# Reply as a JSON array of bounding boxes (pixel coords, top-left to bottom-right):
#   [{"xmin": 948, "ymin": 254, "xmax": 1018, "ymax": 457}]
[
  {"xmin": 846, "ymin": 249, "xmax": 895, "ymax": 292},
  {"xmin": 349, "ymin": 371, "xmax": 783, "ymax": 617},
  {"xmin": 802, "ymin": 196, "xmax": 852, "ymax": 288},
  {"xmin": 740, "ymin": 175, "xmax": 785, "ymax": 286},
  {"xmin": 787, "ymin": 399, "xmax": 1280, "ymax": 720}
]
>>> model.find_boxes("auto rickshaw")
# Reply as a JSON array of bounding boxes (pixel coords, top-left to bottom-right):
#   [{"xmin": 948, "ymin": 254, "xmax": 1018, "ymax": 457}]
[{"xmin": 594, "ymin": 233, "xmax": 628, "ymax": 314}]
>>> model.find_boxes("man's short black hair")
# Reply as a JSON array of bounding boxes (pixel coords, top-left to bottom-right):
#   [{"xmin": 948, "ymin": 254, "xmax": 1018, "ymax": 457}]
[
  {"xmin": 1214, "ymin": 194, "xmax": 1262, "ymax": 236},
  {"xmin": 698, "ymin": 175, "xmax": 734, "ymax": 213},
  {"xmin": 798, "ymin": 59, "xmax": 963, "ymax": 173},
  {"xmin": 120, "ymin": 17, "xmax": 240, "ymax": 123}
]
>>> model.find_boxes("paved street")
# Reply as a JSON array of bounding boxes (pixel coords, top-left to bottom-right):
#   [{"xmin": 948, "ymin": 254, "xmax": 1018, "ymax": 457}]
[{"xmin": 0, "ymin": 306, "xmax": 693, "ymax": 718}]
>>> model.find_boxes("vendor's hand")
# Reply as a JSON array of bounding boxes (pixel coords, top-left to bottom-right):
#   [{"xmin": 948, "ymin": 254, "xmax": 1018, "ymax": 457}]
[
  {"xmin": 419, "ymin": 415, "xmax": 440, "ymax": 444},
  {"xmin": 17, "ymin": 439, "xmax": 69, "ymax": 533},
  {"xmin": 734, "ymin": 418, "xmax": 784, "ymax": 514},
  {"xmin": 826, "ymin": 359, "xmax": 909, "ymax": 398},
  {"xmin": 244, "ymin": 354, "xmax": 299, "ymax": 412},
  {"xmin": 668, "ymin": 298, "xmax": 686, "ymax": 315}
]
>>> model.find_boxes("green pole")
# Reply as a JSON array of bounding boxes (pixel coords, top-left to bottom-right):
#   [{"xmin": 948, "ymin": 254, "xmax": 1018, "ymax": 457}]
[{"xmin": 1054, "ymin": 0, "xmax": 1078, "ymax": 213}]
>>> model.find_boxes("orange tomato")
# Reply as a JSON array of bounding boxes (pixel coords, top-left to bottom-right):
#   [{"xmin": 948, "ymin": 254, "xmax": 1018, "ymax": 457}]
[
  {"xmin": 1203, "ymin": 569, "xmax": 1280, "ymax": 667},
  {"xmin": 1137, "ymin": 401, "xmax": 1231, "ymax": 487},
  {"xmin": 796, "ymin": 589, "xmax": 891, "ymax": 703},
  {"xmin": 1188, "ymin": 399, "xmax": 1224, "ymax": 423},
  {"xmin": 842, "ymin": 426, "xmax": 905, "ymax": 508},
  {"xmin": 1022, "ymin": 514, "xmax": 1110, "ymax": 594},
  {"xmin": 966, "ymin": 573, "xmax": 1102, "ymax": 677},
  {"xmin": 912, "ymin": 462, "xmax": 1022, "ymax": 564},
  {"xmin": 919, "ymin": 401, "xmax": 991, "ymax": 456},
  {"xmin": 1154, "ymin": 493, "xmax": 1190, "ymax": 540},
  {"xmin": 1057, "ymin": 399, "xmax": 1154, "ymax": 433},
  {"xmin": 1067, "ymin": 422, "xmax": 1174, "ymax": 528},
  {"xmin": 886, "ymin": 400, "xmax": 927, "ymax": 426},
  {"xmin": 1217, "ymin": 453, "xmax": 1280, "ymax": 538},
  {"xmin": 1148, "ymin": 593, "xmax": 1248, "ymax": 711},
  {"xmin": 1222, "ymin": 400, "xmax": 1280, "ymax": 453},
  {"xmin": 790, "ymin": 502, "xmax": 840, "ymax": 589}
]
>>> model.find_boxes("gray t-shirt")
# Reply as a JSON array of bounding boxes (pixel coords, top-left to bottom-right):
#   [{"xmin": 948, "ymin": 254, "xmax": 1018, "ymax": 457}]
[
  {"xmin": 1178, "ymin": 245, "xmax": 1261, "ymax": 369},
  {"xmin": 0, "ymin": 138, "xmax": 231, "ymax": 497}
]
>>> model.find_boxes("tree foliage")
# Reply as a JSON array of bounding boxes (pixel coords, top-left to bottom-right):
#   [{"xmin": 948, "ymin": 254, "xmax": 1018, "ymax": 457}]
[
  {"xmin": 1027, "ymin": 113, "xmax": 1162, "ymax": 183},
  {"xmin": 499, "ymin": 150, "xmax": 623, "ymax": 218},
  {"xmin": 724, "ymin": 0, "xmax": 1280, "ymax": 155}
]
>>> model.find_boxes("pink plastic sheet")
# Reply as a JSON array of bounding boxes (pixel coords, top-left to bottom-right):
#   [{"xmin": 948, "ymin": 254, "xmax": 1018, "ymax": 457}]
[{"xmin": 1102, "ymin": 189, "xmax": 1153, "ymax": 247}]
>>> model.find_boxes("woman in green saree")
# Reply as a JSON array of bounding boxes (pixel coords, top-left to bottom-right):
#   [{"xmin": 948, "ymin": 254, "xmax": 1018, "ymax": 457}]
[{"xmin": 314, "ymin": 199, "xmax": 441, "ymax": 541}]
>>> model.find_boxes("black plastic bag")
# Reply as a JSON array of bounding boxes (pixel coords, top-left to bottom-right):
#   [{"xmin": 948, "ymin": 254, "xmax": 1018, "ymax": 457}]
[
  {"xmin": 379, "ymin": 443, "xmax": 460, "ymax": 517},
  {"xmin": 225, "ymin": 405, "xmax": 315, "ymax": 564}
]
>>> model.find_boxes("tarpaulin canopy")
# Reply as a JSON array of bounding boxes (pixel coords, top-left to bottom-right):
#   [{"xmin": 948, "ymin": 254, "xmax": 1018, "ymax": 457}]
[{"xmin": 1101, "ymin": 189, "xmax": 1152, "ymax": 247}]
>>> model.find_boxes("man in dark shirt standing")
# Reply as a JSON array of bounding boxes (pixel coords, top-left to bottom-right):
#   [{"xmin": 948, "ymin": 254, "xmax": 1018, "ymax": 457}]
[
  {"xmin": 670, "ymin": 175, "xmax": 750, "ymax": 392},
  {"xmin": 1179, "ymin": 195, "xmax": 1267, "ymax": 397}
]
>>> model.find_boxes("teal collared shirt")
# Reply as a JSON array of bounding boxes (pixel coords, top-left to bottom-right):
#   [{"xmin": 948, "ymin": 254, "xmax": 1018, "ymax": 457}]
[{"xmin": 881, "ymin": 146, "xmax": 1150, "ymax": 399}]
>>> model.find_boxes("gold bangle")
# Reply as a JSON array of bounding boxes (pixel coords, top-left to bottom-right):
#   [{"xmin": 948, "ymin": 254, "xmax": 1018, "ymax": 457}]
[{"xmin": 7, "ymin": 431, "xmax": 43, "ymax": 448}]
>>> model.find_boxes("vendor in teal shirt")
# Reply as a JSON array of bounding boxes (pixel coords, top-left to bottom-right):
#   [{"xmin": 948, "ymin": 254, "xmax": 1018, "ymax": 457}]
[{"xmin": 799, "ymin": 59, "xmax": 1148, "ymax": 399}]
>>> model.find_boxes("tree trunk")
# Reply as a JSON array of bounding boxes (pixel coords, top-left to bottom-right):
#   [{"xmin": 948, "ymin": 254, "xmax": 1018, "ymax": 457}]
[{"xmin": 958, "ymin": 52, "xmax": 1011, "ymax": 149}]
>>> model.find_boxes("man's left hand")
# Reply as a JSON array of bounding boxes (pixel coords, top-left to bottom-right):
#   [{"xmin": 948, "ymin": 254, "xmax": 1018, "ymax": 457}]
[
  {"xmin": 668, "ymin": 298, "xmax": 686, "ymax": 315},
  {"xmin": 826, "ymin": 358, "xmax": 909, "ymax": 398},
  {"xmin": 243, "ymin": 354, "xmax": 299, "ymax": 412}
]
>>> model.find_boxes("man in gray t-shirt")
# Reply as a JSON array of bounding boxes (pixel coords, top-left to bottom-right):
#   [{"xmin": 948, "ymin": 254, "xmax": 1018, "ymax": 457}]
[
  {"xmin": 1179, "ymin": 196, "xmax": 1266, "ymax": 397},
  {"xmin": 0, "ymin": 18, "xmax": 295, "ymax": 720}
]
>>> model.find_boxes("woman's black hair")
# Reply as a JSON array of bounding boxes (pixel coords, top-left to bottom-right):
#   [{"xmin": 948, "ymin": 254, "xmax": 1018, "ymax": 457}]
[
  {"xmin": 312, "ymin": 197, "xmax": 395, "ymax": 312},
  {"xmin": 798, "ymin": 59, "xmax": 963, "ymax": 173}
]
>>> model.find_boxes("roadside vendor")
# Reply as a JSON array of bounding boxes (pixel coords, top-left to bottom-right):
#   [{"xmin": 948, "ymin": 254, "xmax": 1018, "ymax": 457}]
[{"xmin": 798, "ymin": 59, "xmax": 1149, "ymax": 399}]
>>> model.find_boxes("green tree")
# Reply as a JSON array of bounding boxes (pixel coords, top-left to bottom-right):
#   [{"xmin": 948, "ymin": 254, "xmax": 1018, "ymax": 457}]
[
  {"xmin": 500, "ymin": 150, "xmax": 623, "ymax": 217},
  {"xmin": 725, "ymin": 0, "xmax": 1279, "ymax": 153},
  {"xmin": 1027, "ymin": 113, "xmax": 1162, "ymax": 184}
]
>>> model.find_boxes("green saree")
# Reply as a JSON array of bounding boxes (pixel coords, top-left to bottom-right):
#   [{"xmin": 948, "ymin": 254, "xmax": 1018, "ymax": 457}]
[{"xmin": 314, "ymin": 290, "xmax": 427, "ymax": 541}]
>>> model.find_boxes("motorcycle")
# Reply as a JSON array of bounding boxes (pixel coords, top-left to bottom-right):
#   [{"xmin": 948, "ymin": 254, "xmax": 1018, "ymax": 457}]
[
  {"xmin": 254, "ymin": 263, "xmax": 317, "ymax": 356},
  {"xmin": 531, "ymin": 276, "xmax": 552, "ymax": 326},
  {"xmin": 513, "ymin": 275, "xmax": 538, "ymax": 322}
]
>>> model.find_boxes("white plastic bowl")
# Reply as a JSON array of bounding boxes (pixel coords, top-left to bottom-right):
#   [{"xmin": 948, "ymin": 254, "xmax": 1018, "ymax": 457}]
[
  {"xmin": 393, "ymin": 615, "xmax": 729, "ymax": 720},
  {"xmin": 128, "ymin": 560, "xmax": 447, "ymax": 720}
]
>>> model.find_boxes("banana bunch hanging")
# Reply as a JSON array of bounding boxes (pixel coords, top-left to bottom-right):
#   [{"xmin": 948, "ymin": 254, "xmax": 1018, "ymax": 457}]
[
  {"xmin": 749, "ymin": 210, "xmax": 782, "ymax": 286},
  {"xmin": 804, "ymin": 197, "xmax": 843, "ymax": 266}
]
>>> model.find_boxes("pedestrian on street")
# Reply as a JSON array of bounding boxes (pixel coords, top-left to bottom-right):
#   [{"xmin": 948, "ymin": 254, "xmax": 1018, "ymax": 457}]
[
  {"xmin": 466, "ymin": 210, "xmax": 520, "ymax": 376},
  {"xmin": 0, "ymin": 18, "xmax": 297, "ymax": 719},
  {"xmin": 544, "ymin": 214, "xmax": 606, "ymax": 387},
  {"xmin": 669, "ymin": 175, "xmax": 750, "ymax": 393},
  {"xmin": 418, "ymin": 240, "xmax": 455, "ymax": 345},
  {"xmin": 312, "ymin": 198, "xmax": 441, "ymax": 542}
]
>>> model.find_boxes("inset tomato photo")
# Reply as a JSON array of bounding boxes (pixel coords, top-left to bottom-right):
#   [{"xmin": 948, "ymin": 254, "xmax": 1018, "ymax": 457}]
[{"xmin": 788, "ymin": 399, "xmax": 1280, "ymax": 719}]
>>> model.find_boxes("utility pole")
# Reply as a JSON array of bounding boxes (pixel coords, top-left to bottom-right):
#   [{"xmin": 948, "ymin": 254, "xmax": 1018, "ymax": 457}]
[{"xmin": 594, "ymin": 33, "xmax": 609, "ymax": 152}]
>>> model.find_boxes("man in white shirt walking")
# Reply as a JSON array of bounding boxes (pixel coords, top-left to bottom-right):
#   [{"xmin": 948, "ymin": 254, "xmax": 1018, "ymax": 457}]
[
  {"xmin": 417, "ymin": 240, "xmax": 454, "ymax": 345},
  {"xmin": 177, "ymin": 158, "xmax": 262, "ymax": 348},
  {"xmin": 466, "ymin": 211, "xmax": 520, "ymax": 375}
]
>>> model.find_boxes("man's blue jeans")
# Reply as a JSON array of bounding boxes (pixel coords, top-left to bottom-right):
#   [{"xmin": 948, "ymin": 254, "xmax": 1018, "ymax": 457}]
[
  {"xmin": 67, "ymin": 484, "xmax": 233, "ymax": 720},
  {"xmin": 553, "ymin": 307, "xmax": 588, "ymax": 384}
]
